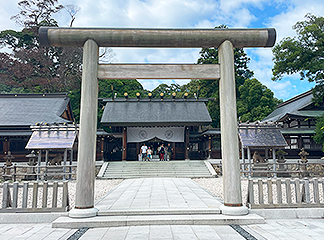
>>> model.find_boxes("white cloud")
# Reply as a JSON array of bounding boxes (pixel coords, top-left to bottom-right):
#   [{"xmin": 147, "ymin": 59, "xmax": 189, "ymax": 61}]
[{"xmin": 1, "ymin": 0, "xmax": 324, "ymax": 99}]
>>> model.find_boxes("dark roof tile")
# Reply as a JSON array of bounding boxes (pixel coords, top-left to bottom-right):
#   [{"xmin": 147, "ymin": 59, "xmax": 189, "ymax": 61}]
[
  {"xmin": 101, "ymin": 101, "xmax": 212, "ymax": 126},
  {"xmin": 0, "ymin": 93, "xmax": 71, "ymax": 127}
]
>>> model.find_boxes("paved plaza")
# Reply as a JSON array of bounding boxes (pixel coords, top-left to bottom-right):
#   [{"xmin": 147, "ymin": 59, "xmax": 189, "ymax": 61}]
[{"xmin": 1, "ymin": 178, "xmax": 324, "ymax": 239}]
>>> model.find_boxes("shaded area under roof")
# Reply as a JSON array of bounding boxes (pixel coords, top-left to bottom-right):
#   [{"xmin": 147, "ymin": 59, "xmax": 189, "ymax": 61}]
[
  {"xmin": 280, "ymin": 128, "xmax": 315, "ymax": 135},
  {"xmin": 0, "ymin": 130, "xmax": 32, "ymax": 137},
  {"xmin": 262, "ymin": 90, "xmax": 315, "ymax": 122},
  {"xmin": 239, "ymin": 124, "xmax": 288, "ymax": 148},
  {"xmin": 101, "ymin": 99, "xmax": 212, "ymax": 127},
  {"xmin": 0, "ymin": 93, "xmax": 71, "ymax": 127}
]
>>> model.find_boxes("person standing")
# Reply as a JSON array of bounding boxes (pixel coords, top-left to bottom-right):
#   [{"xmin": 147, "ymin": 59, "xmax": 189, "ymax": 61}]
[
  {"xmin": 147, "ymin": 147, "xmax": 152, "ymax": 161},
  {"xmin": 159, "ymin": 144, "xmax": 165, "ymax": 161},
  {"xmin": 140, "ymin": 143, "xmax": 148, "ymax": 161},
  {"xmin": 167, "ymin": 143, "xmax": 173, "ymax": 161}
]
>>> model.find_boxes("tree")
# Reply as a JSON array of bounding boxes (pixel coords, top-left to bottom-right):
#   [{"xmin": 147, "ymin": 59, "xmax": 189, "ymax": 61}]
[
  {"xmin": 313, "ymin": 114, "xmax": 324, "ymax": 152},
  {"xmin": 11, "ymin": 0, "xmax": 63, "ymax": 29},
  {"xmin": 196, "ymin": 26, "xmax": 254, "ymax": 127},
  {"xmin": 237, "ymin": 78, "xmax": 281, "ymax": 122},
  {"xmin": 272, "ymin": 13, "xmax": 324, "ymax": 104},
  {"xmin": 193, "ymin": 25, "xmax": 282, "ymax": 127},
  {"xmin": 64, "ymin": 4, "xmax": 81, "ymax": 27},
  {"xmin": 198, "ymin": 47, "xmax": 254, "ymax": 90},
  {"xmin": 151, "ymin": 83, "xmax": 181, "ymax": 98}
]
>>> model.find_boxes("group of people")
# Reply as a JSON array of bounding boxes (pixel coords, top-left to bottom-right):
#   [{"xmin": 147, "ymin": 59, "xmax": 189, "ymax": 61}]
[{"xmin": 140, "ymin": 143, "xmax": 173, "ymax": 161}]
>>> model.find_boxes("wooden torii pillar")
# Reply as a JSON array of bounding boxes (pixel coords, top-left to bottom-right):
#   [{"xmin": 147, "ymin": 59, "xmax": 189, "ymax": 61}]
[{"xmin": 39, "ymin": 27, "xmax": 276, "ymax": 217}]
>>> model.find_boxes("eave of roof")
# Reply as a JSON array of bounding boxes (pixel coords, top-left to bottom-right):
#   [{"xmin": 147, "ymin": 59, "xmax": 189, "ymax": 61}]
[
  {"xmin": 280, "ymin": 128, "xmax": 315, "ymax": 135},
  {"xmin": 262, "ymin": 90, "xmax": 314, "ymax": 122}
]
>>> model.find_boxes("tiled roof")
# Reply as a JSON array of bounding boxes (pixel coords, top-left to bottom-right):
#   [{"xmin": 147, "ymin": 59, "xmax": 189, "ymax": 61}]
[
  {"xmin": 0, "ymin": 93, "xmax": 72, "ymax": 127},
  {"xmin": 101, "ymin": 99, "xmax": 212, "ymax": 127},
  {"xmin": 262, "ymin": 90, "xmax": 321, "ymax": 122},
  {"xmin": 239, "ymin": 123, "xmax": 288, "ymax": 148}
]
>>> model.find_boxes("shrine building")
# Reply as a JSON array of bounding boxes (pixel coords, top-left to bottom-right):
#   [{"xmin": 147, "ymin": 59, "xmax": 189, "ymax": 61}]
[
  {"xmin": 0, "ymin": 93, "xmax": 74, "ymax": 161},
  {"xmin": 100, "ymin": 96, "xmax": 218, "ymax": 161}
]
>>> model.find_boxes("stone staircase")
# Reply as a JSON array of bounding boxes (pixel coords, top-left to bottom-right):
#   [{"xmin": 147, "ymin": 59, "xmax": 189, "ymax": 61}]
[{"xmin": 97, "ymin": 160, "xmax": 216, "ymax": 179}]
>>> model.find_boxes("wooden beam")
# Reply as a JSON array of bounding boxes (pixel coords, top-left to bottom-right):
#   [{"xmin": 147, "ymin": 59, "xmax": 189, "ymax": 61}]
[
  {"xmin": 98, "ymin": 64, "xmax": 220, "ymax": 79},
  {"xmin": 39, "ymin": 27, "xmax": 276, "ymax": 48}
]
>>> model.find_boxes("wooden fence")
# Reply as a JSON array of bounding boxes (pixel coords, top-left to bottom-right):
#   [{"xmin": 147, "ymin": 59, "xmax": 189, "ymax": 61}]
[
  {"xmin": 247, "ymin": 177, "xmax": 324, "ymax": 209},
  {"xmin": 0, "ymin": 181, "xmax": 69, "ymax": 212}
]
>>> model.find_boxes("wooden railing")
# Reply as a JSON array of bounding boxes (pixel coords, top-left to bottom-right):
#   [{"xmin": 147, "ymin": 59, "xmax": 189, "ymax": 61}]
[
  {"xmin": 247, "ymin": 177, "xmax": 324, "ymax": 209},
  {"xmin": 0, "ymin": 181, "xmax": 69, "ymax": 212}
]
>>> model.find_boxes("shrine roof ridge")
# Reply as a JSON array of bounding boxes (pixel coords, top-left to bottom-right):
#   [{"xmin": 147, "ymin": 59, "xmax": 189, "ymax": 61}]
[
  {"xmin": 99, "ymin": 97, "xmax": 212, "ymax": 102},
  {"xmin": 0, "ymin": 93, "xmax": 69, "ymax": 99}
]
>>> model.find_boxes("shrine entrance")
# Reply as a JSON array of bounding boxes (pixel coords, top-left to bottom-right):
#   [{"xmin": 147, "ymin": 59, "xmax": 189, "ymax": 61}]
[{"xmin": 39, "ymin": 27, "xmax": 276, "ymax": 217}]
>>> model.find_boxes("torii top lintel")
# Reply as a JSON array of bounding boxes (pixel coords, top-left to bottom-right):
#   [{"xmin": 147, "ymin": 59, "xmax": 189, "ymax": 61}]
[{"xmin": 39, "ymin": 27, "xmax": 276, "ymax": 48}]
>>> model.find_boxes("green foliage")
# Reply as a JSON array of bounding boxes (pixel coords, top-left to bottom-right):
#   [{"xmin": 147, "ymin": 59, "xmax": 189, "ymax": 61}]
[
  {"xmin": 11, "ymin": 0, "xmax": 63, "ymax": 28},
  {"xmin": 0, "ymin": 29, "xmax": 36, "ymax": 50},
  {"xmin": 151, "ymin": 83, "xmax": 181, "ymax": 98},
  {"xmin": 68, "ymin": 89, "xmax": 81, "ymax": 123},
  {"xmin": 99, "ymin": 79, "xmax": 145, "ymax": 99},
  {"xmin": 195, "ymin": 27, "xmax": 254, "ymax": 127},
  {"xmin": 198, "ymin": 47, "xmax": 254, "ymax": 89},
  {"xmin": 237, "ymin": 78, "xmax": 281, "ymax": 122},
  {"xmin": 193, "ymin": 25, "xmax": 280, "ymax": 127},
  {"xmin": 197, "ymin": 26, "xmax": 253, "ymax": 92},
  {"xmin": 313, "ymin": 114, "xmax": 324, "ymax": 152},
  {"xmin": 272, "ymin": 13, "xmax": 324, "ymax": 103}
]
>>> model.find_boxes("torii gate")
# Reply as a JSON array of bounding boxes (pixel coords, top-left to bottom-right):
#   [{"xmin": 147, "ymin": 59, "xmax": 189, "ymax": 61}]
[{"xmin": 39, "ymin": 27, "xmax": 276, "ymax": 217}]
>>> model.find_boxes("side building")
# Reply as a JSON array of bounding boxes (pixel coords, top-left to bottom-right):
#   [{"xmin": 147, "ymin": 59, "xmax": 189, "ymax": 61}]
[
  {"xmin": 0, "ymin": 93, "xmax": 74, "ymax": 161},
  {"xmin": 263, "ymin": 90, "xmax": 323, "ymax": 158}
]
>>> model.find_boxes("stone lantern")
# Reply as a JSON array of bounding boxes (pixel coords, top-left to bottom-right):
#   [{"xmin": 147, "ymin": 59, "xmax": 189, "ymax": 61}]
[
  {"xmin": 3, "ymin": 151, "xmax": 14, "ymax": 176},
  {"xmin": 26, "ymin": 150, "xmax": 37, "ymax": 166},
  {"xmin": 298, "ymin": 148, "xmax": 309, "ymax": 177},
  {"xmin": 25, "ymin": 150, "xmax": 37, "ymax": 180},
  {"xmin": 4, "ymin": 151, "xmax": 14, "ymax": 167}
]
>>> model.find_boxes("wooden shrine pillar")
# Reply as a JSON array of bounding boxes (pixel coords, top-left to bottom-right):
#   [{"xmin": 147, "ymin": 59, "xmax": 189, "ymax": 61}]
[
  {"xmin": 3, "ymin": 139, "xmax": 9, "ymax": 155},
  {"xmin": 172, "ymin": 142, "xmax": 176, "ymax": 160},
  {"xmin": 208, "ymin": 136, "xmax": 212, "ymax": 159},
  {"xmin": 122, "ymin": 128, "xmax": 127, "ymax": 160},
  {"xmin": 185, "ymin": 127, "xmax": 189, "ymax": 160}
]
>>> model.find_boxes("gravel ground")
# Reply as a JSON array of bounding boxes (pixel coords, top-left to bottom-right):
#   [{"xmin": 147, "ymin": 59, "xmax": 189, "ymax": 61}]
[{"xmin": 193, "ymin": 177, "xmax": 249, "ymax": 204}]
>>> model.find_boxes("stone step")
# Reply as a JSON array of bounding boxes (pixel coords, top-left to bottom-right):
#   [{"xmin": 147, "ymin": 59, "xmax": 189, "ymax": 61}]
[
  {"xmin": 97, "ymin": 208, "xmax": 221, "ymax": 216},
  {"xmin": 104, "ymin": 169, "xmax": 209, "ymax": 172},
  {"xmin": 52, "ymin": 214, "xmax": 265, "ymax": 228},
  {"xmin": 100, "ymin": 160, "xmax": 214, "ymax": 179},
  {"xmin": 104, "ymin": 174, "xmax": 212, "ymax": 179},
  {"xmin": 103, "ymin": 174, "xmax": 212, "ymax": 177}
]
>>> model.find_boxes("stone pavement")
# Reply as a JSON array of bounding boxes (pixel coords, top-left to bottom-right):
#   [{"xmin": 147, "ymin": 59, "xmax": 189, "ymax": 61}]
[
  {"xmin": 1, "ymin": 219, "xmax": 324, "ymax": 239},
  {"xmin": 52, "ymin": 178, "xmax": 263, "ymax": 228},
  {"xmin": 1, "ymin": 178, "xmax": 324, "ymax": 239}
]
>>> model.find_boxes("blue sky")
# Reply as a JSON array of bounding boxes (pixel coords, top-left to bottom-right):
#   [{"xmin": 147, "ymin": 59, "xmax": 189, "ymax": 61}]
[{"xmin": 1, "ymin": 0, "xmax": 323, "ymax": 101}]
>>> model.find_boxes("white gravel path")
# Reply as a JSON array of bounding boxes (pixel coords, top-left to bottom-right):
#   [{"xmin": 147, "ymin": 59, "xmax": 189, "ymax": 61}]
[{"xmin": 193, "ymin": 177, "xmax": 249, "ymax": 204}]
